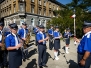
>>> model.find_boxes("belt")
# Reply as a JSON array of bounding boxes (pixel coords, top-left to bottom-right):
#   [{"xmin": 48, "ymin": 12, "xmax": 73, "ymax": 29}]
[
  {"xmin": 38, "ymin": 44, "xmax": 46, "ymax": 46},
  {"xmin": 77, "ymin": 52, "xmax": 84, "ymax": 55}
]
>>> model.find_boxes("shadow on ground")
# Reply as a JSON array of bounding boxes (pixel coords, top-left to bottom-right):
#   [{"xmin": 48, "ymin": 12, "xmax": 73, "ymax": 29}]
[
  {"xmin": 27, "ymin": 48, "xmax": 37, "ymax": 58},
  {"xmin": 45, "ymin": 52, "xmax": 54, "ymax": 64},
  {"xmin": 26, "ymin": 59, "xmax": 37, "ymax": 68},
  {"xmin": 68, "ymin": 60, "xmax": 78, "ymax": 68},
  {"xmin": 63, "ymin": 55, "xmax": 78, "ymax": 68}
]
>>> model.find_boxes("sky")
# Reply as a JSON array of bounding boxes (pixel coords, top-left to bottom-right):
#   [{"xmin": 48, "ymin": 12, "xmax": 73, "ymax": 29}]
[{"xmin": 57, "ymin": 0, "xmax": 72, "ymax": 5}]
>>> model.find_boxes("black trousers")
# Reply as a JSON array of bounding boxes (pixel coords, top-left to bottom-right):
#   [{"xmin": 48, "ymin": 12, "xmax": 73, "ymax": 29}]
[
  {"xmin": 78, "ymin": 53, "xmax": 91, "ymax": 68},
  {"xmin": 35, "ymin": 35, "xmax": 38, "ymax": 46},
  {"xmin": 3, "ymin": 50, "xmax": 8, "ymax": 66},
  {"xmin": 0, "ymin": 50, "xmax": 8, "ymax": 67},
  {"xmin": 49, "ymin": 35, "xmax": 53, "ymax": 50},
  {"xmin": 38, "ymin": 44, "xmax": 46, "ymax": 66},
  {"xmin": 0, "ymin": 50, "xmax": 3, "ymax": 66}
]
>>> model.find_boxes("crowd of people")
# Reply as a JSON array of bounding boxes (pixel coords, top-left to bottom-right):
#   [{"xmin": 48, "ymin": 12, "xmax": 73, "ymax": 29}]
[{"xmin": 0, "ymin": 20, "xmax": 91, "ymax": 68}]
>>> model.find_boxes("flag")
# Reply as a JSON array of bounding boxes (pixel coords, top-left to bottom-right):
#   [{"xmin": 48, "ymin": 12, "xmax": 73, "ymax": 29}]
[{"xmin": 71, "ymin": 14, "xmax": 76, "ymax": 18}]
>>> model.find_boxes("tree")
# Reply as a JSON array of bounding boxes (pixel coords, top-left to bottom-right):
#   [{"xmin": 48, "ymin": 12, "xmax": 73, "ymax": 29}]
[{"xmin": 47, "ymin": 0, "xmax": 91, "ymax": 37}]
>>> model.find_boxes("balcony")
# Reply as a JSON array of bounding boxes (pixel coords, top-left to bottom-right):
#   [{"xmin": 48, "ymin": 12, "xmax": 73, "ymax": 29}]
[
  {"xmin": 31, "ymin": 0, "xmax": 34, "ymax": 2},
  {"xmin": 18, "ymin": 0, "xmax": 25, "ymax": 3}
]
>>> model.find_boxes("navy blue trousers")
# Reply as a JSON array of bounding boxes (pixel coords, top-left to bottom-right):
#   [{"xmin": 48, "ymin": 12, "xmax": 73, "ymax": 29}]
[
  {"xmin": 38, "ymin": 44, "xmax": 46, "ymax": 66},
  {"xmin": 49, "ymin": 35, "xmax": 53, "ymax": 50},
  {"xmin": 78, "ymin": 53, "xmax": 91, "ymax": 68}
]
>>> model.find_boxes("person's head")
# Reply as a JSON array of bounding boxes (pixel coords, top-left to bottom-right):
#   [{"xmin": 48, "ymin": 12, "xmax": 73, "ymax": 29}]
[
  {"xmin": 39, "ymin": 25, "xmax": 45, "ymax": 32},
  {"xmin": 55, "ymin": 26, "xmax": 59, "ymax": 31},
  {"xmin": 83, "ymin": 21, "xmax": 91, "ymax": 34},
  {"xmin": 10, "ymin": 23, "xmax": 18, "ymax": 34},
  {"xmin": 50, "ymin": 24, "xmax": 53, "ymax": 29},
  {"xmin": 22, "ymin": 22, "xmax": 27, "ymax": 29},
  {"xmin": 66, "ymin": 28, "xmax": 70, "ymax": 32},
  {"xmin": 36, "ymin": 25, "xmax": 39, "ymax": 29},
  {"xmin": 0, "ymin": 22, "xmax": 4, "ymax": 30}
]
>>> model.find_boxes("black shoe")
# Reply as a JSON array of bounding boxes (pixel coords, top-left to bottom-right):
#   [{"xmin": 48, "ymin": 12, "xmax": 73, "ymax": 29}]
[
  {"xmin": 39, "ymin": 66, "xmax": 43, "ymax": 68},
  {"xmin": 23, "ymin": 59, "xmax": 26, "ymax": 62},
  {"xmin": 27, "ymin": 58, "xmax": 30, "ymax": 60},
  {"xmin": 4, "ymin": 66, "xmax": 8, "ymax": 68},
  {"xmin": 43, "ymin": 65, "xmax": 48, "ymax": 67}
]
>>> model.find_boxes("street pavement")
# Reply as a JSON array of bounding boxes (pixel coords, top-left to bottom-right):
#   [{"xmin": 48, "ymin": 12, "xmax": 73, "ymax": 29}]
[{"xmin": 20, "ymin": 36, "xmax": 84, "ymax": 68}]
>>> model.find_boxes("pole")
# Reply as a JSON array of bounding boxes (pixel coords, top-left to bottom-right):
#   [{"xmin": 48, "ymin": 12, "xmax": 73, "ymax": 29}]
[
  {"xmin": 73, "ymin": 9, "xmax": 77, "ymax": 45},
  {"xmin": 74, "ymin": 16, "xmax": 76, "ymax": 36}
]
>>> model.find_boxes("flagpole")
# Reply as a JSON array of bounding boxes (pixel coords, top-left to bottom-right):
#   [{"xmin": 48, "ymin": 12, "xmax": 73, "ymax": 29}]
[
  {"xmin": 73, "ymin": 9, "xmax": 77, "ymax": 45},
  {"xmin": 74, "ymin": 16, "xmax": 76, "ymax": 36}
]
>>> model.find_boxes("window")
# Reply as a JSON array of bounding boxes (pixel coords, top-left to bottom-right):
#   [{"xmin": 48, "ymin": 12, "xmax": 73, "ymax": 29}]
[
  {"xmin": 49, "ymin": 3, "xmax": 51, "ymax": 8},
  {"xmin": 49, "ymin": 11, "xmax": 51, "ymax": 17},
  {"xmin": 10, "ymin": 7, "xmax": 11, "ymax": 14},
  {"xmin": 44, "ymin": 1, "xmax": 46, "ymax": 6},
  {"xmin": 14, "ymin": 5, "xmax": 16, "ymax": 13},
  {"xmin": 44, "ymin": 9, "xmax": 46, "ymax": 16},
  {"xmin": 38, "ymin": 20, "xmax": 41, "ymax": 25},
  {"xmin": 57, "ymin": 6, "xmax": 58, "ymax": 10},
  {"xmin": 53, "ymin": 5, "xmax": 55, "ymax": 10},
  {"xmin": 20, "ymin": 4, "xmax": 24, "ymax": 12},
  {"xmin": 31, "ymin": 18, "xmax": 34, "ymax": 26},
  {"xmin": 39, "ymin": 9, "xmax": 41, "ymax": 15},
  {"xmin": 13, "ymin": 18, "xmax": 16, "ymax": 23},
  {"xmin": 31, "ymin": 0, "xmax": 34, "ymax": 2},
  {"xmin": 31, "ymin": 5, "xmax": 34, "ymax": 13},
  {"xmin": 39, "ymin": 0, "xmax": 41, "ymax": 5}
]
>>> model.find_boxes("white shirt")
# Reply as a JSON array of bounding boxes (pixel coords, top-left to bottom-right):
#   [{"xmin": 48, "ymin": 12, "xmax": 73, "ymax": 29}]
[
  {"xmin": 39, "ymin": 31, "xmax": 46, "ymax": 44},
  {"xmin": 24, "ymin": 29, "xmax": 26, "ymax": 38},
  {"xmin": 0, "ymin": 30, "xmax": 2, "ymax": 41},
  {"xmin": 12, "ymin": 33, "xmax": 18, "ymax": 49}
]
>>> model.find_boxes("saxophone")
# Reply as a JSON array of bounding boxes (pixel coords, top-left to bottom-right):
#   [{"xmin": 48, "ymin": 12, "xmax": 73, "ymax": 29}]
[
  {"xmin": 1, "ymin": 32, "xmax": 6, "ymax": 50},
  {"xmin": 24, "ymin": 29, "xmax": 31, "ymax": 49}
]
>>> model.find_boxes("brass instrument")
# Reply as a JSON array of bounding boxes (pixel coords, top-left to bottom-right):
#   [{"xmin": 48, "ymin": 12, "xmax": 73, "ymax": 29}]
[
  {"xmin": 24, "ymin": 29, "xmax": 31, "ymax": 49},
  {"xmin": 1, "ymin": 32, "xmax": 6, "ymax": 50}
]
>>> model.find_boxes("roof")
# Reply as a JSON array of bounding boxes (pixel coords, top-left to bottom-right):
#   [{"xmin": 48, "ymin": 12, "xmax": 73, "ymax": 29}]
[{"xmin": 49, "ymin": 0, "xmax": 66, "ymax": 8}]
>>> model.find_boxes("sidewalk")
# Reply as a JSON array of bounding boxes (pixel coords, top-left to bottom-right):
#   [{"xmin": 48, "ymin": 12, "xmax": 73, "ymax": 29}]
[{"xmin": 20, "ymin": 36, "xmax": 79, "ymax": 68}]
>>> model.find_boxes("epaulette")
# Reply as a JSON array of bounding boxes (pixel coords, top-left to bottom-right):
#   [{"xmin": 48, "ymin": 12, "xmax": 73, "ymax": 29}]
[
  {"xmin": 87, "ymin": 33, "xmax": 90, "ymax": 38},
  {"xmin": 7, "ymin": 34, "xmax": 11, "ymax": 37}
]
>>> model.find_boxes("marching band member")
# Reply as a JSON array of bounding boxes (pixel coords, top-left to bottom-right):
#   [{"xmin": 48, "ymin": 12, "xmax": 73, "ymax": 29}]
[
  {"xmin": 53, "ymin": 26, "xmax": 62, "ymax": 60},
  {"xmin": 75, "ymin": 21, "xmax": 91, "ymax": 68},
  {"xmin": 48, "ymin": 24, "xmax": 54, "ymax": 50},
  {"xmin": 1, "ymin": 23, "xmax": 12, "ymax": 68},
  {"xmin": 5, "ymin": 23, "xmax": 22, "ymax": 68},
  {"xmin": 18, "ymin": 22, "xmax": 29, "ymax": 61},
  {"xmin": 36, "ymin": 25, "xmax": 49, "ymax": 68},
  {"xmin": 64, "ymin": 28, "xmax": 72, "ymax": 54},
  {"xmin": 0, "ymin": 22, "xmax": 5, "ymax": 68},
  {"xmin": 34, "ymin": 25, "xmax": 39, "ymax": 46}
]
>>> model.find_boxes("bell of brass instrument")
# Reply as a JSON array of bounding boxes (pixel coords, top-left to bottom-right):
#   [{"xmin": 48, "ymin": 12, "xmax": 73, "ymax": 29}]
[
  {"xmin": 24, "ymin": 29, "xmax": 31, "ymax": 49},
  {"xmin": 1, "ymin": 32, "xmax": 6, "ymax": 50}
]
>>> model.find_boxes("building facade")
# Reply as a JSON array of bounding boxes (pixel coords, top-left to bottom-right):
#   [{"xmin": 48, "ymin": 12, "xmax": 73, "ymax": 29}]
[{"xmin": 0, "ymin": 0, "xmax": 65, "ymax": 28}]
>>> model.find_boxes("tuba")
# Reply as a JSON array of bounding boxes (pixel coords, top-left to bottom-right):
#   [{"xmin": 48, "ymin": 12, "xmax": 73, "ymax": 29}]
[
  {"xmin": 1, "ymin": 32, "xmax": 6, "ymax": 50},
  {"xmin": 24, "ymin": 29, "xmax": 31, "ymax": 49}
]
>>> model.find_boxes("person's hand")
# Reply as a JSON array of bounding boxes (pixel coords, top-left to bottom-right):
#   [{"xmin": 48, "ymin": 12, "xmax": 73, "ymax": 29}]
[
  {"xmin": 0, "ymin": 43, "xmax": 3, "ymax": 47},
  {"xmin": 74, "ymin": 37, "xmax": 80, "ymax": 42},
  {"xmin": 59, "ymin": 36, "xmax": 62, "ymax": 38},
  {"xmin": 22, "ymin": 38, "xmax": 26, "ymax": 40},
  {"xmin": 79, "ymin": 59, "xmax": 86, "ymax": 66},
  {"xmin": 16, "ymin": 43, "xmax": 22, "ymax": 48},
  {"xmin": 45, "ymin": 37, "xmax": 49, "ymax": 41}
]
